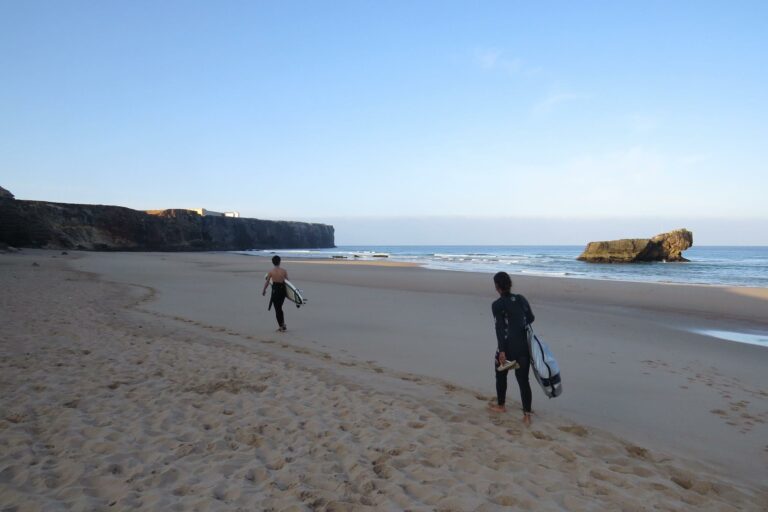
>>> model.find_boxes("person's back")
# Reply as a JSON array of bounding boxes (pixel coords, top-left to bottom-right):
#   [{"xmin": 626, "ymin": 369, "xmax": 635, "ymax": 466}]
[
  {"xmin": 262, "ymin": 255, "xmax": 288, "ymax": 331},
  {"xmin": 267, "ymin": 266, "xmax": 287, "ymax": 284},
  {"xmin": 492, "ymin": 293, "xmax": 533, "ymax": 362}
]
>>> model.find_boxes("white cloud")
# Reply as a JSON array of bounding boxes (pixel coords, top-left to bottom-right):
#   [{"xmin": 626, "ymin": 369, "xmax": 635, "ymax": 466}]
[
  {"xmin": 476, "ymin": 48, "xmax": 501, "ymax": 69},
  {"xmin": 474, "ymin": 48, "xmax": 524, "ymax": 74},
  {"xmin": 532, "ymin": 92, "xmax": 588, "ymax": 114}
]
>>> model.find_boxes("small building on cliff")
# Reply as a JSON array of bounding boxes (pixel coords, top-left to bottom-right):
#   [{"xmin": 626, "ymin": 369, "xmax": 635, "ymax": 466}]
[
  {"xmin": 146, "ymin": 208, "xmax": 240, "ymax": 218},
  {"xmin": 188, "ymin": 208, "xmax": 240, "ymax": 218}
]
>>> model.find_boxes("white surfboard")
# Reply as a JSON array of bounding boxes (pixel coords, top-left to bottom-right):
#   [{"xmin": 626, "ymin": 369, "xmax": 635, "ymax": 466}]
[
  {"xmin": 284, "ymin": 279, "xmax": 306, "ymax": 307},
  {"xmin": 265, "ymin": 274, "xmax": 307, "ymax": 308}
]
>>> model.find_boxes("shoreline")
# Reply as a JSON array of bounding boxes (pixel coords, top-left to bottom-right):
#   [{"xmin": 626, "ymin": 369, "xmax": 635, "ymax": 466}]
[
  {"xmin": 235, "ymin": 245, "xmax": 768, "ymax": 289},
  {"xmin": 238, "ymin": 252, "xmax": 768, "ymax": 289},
  {"xmin": 240, "ymin": 252, "xmax": 768, "ymax": 326},
  {"xmin": 288, "ymin": 252, "xmax": 768, "ymax": 287}
]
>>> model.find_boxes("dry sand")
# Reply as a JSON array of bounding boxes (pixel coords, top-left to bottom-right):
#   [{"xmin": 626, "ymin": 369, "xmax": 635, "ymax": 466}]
[{"xmin": 1, "ymin": 250, "xmax": 767, "ymax": 511}]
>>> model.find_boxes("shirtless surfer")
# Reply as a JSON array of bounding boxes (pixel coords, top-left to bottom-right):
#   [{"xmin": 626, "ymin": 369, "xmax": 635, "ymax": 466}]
[{"xmin": 262, "ymin": 255, "xmax": 288, "ymax": 332}]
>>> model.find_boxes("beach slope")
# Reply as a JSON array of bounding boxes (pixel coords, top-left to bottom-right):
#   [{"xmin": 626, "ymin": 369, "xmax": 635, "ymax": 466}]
[{"xmin": 1, "ymin": 250, "xmax": 766, "ymax": 510}]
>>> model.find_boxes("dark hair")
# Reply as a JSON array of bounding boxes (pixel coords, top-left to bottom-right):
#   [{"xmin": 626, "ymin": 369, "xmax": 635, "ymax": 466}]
[
  {"xmin": 493, "ymin": 271, "xmax": 512, "ymax": 293},
  {"xmin": 272, "ymin": 255, "xmax": 281, "ymax": 266}
]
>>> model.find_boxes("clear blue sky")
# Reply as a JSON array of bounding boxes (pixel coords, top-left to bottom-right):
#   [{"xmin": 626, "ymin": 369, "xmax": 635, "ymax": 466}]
[{"xmin": 1, "ymin": 1, "xmax": 766, "ymax": 244}]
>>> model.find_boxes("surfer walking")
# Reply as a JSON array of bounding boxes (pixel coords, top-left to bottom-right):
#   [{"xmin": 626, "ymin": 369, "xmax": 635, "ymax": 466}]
[
  {"xmin": 489, "ymin": 271, "xmax": 535, "ymax": 425},
  {"xmin": 262, "ymin": 255, "xmax": 288, "ymax": 332}
]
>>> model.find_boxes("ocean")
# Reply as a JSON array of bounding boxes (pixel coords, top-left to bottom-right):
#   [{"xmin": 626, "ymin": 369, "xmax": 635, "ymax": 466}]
[{"xmin": 237, "ymin": 245, "xmax": 768, "ymax": 288}]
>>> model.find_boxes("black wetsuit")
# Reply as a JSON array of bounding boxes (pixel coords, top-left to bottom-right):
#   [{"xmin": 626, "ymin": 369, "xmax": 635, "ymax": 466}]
[
  {"xmin": 492, "ymin": 293, "xmax": 535, "ymax": 411},
  {"xmin": 269, "ymin": 282, "xmax": 287, "ymax": 328}
]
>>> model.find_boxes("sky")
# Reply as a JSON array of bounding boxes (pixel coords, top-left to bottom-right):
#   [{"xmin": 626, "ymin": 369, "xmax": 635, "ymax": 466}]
[{"xmin": 1, "ymin": 1, "xmax": 766, "ymax": 244}]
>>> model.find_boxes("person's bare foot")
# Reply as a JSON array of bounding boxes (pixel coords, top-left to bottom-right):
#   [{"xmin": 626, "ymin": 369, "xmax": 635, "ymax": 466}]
[
  {"xmin": 523, "ymin": 412, "xmax": 532, "ymax": 426},
  {"xmin": 488, "ymin": 404, "xmax": 506, "ymax": 413}
]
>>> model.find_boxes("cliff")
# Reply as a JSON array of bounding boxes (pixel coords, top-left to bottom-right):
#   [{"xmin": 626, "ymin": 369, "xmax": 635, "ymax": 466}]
[
  {"xmin": 0, "ymin": 194, "xmax": 334, "ymax": 251},
  {"xmin": 577, "ymin": 229, "xmax": 693, "ymax": 263}
]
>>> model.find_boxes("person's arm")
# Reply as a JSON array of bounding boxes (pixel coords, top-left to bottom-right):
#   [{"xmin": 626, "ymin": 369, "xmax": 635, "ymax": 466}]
[
  {"xmin": 262, "ymin": 273, "xmax": 271, "ymax": 296},
  {"xmin": 519, "ymin": 295, "xmax": 535, "ymax": 325},
  {"xmin": 493, "ymin": 302, "xmax": 507, "ymax": 364}
]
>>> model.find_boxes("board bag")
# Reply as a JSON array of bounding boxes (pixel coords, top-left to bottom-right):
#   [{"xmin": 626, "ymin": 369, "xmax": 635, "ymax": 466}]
[{"xmin": 526, "ymin": 326, "xmax": 562, "ymax": 398}]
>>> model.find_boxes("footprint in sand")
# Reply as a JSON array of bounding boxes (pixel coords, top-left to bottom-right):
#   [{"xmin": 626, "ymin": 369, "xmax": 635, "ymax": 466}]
[
  {"xmin": 531, "ymin": 431, "xmax": 553, "ymax": 441},
  {"xmin": 172, "ymin": 485, "xmax": 190, "ymax": 497},
  {"xmin": 551, "ymin": 445, "xmax": 577, "ymax": 462},
  {"xmin": 5, "ymin": 413, "xmax": 25, "ymax": 423},
  {"xmin": 625, "ymin": 444, "xmax": 650, "ymax": 460},
  {"xmin": 608, "ymin": 462, "xmax": 654, "ymax": 478},
  {"xmin": 558, "ymin": 425, "xmax": 588, "ymax": 437},
  {"xmin": 372, "ymin": 458, "xmax": 391, "ymax": 479}
]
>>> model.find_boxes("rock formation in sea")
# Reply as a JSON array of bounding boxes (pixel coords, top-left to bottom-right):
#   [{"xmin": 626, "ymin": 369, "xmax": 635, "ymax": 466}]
[
  {"xmin": 577, "ymin": 229, "xmax": 693, "ymax": 263},
  {"xmin": 0, "ymin": 187, "xmax": 334, "ymax": 251}
]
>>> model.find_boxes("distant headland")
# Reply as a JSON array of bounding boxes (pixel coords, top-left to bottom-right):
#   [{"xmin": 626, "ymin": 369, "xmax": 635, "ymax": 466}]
[{"xmin": 0, "ymin": 186, "xmax": 334, "ymax": 251}]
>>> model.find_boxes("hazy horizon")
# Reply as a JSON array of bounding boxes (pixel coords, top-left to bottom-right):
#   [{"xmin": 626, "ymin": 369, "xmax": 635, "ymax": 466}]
[{"xmin": 314, "ymin": 216, "xmax": 768, "ymax": 246}]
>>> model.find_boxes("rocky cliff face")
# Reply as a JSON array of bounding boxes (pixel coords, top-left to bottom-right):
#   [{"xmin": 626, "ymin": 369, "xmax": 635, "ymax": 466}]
[
  {"xmin": 0, "ymin": 193, "xmax": 334, "ymax": 251},
  {"xmin": 577, "ymin": 229, "xmax": 693, "ymax": 263}
]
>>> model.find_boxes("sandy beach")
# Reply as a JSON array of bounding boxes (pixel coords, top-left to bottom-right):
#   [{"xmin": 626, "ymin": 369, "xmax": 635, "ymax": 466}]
[{"xmin": 1, "ymin": 249, "xmax": 767, "ymax": 511}]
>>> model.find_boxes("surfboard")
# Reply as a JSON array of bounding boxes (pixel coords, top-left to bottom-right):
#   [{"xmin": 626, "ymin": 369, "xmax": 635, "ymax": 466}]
[
  {"xmin": 265, "ymin": 274, "xmax": 307, "ymax": 308},
  {"xmin": 526, "ymin": 326, "xmax": 562, "ymax": 398},
  {"xmin": 284, "ymin": 280, "xmax": 306, "ymax": 307}
]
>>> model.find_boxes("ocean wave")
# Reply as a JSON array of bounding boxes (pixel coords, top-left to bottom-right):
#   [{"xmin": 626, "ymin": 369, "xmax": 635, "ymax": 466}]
[
  {"xmin": 518, "ymin": 270, "xmax": 573, "ymax": 277},
  {"xmin": 232, "ymin": 246, "xmax": 768, "ymax": 287}
]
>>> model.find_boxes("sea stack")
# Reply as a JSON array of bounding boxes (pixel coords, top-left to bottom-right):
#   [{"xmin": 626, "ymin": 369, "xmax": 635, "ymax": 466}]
[{"xmin": 577, "ymin": 229, "xmax": 693, "ymax": 263}]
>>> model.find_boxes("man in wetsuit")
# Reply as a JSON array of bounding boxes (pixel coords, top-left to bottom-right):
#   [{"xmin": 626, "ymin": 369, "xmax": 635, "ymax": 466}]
[
  {"xmin": 262, "ymin": 255, "xmax": 288, "ymax": 332},
  {"xmin": 489, "ymin": 271, "xmax": 535, "ymax": 425}
]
